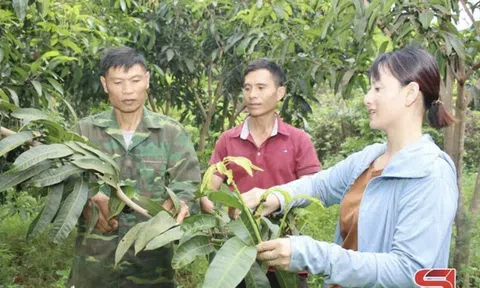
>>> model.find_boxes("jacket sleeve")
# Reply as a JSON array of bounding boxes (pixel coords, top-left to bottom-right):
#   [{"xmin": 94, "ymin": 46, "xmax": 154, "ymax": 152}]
[
  {"xmin": 272, "ymin": 148, "xmax": 360, "ymax": 210},
  {"xmin": 287, "ymin": 177, "xmax": 458, "ymax": 287}
]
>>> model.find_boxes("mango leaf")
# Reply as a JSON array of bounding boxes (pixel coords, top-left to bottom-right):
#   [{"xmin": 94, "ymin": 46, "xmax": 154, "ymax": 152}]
[
  {"xmin": 0, "ymin": 160, "xmax": 52, "ymax": 192},
  {"xmin": 134, "ymin": 211, "xmax": 177, "ymax": 254},
  {"xmin": 172, "ymin": 235, "xmax": 215, "ymax": 269},
  {"xmin": 0, "ymin": 99, "xmax": 19, "ymax": 112},
  {"xmin": 27, "ymin": 183, "xmax": 64, "ymax": 239},
  {"xmin": 260, "ymin": 217, "xmax": 279, "ymax": 240},
  {"xmin": 49, "ymin": 177, "xmax": 88, "ymax": 243},
  {"xmin": 71, "ymin": 155, "xmax": 116, "ymax": 176},
  {"xmin": 31, "ymin": 80, "xmax": 43, "ymax": 97},
  {"xmin": 202, "ymin": 236, "xmax": 257, "ymax": 288},
  {"xmin": 245, "ymin": 261, "xmax": 270, "ymax": 288},
  {"xmin": 133, "ymin": 195, "xmax": 166, "ymax": 216},
  {"xmin": 73, "ymin": 141, "xmax": 120, "ymax": 173},
  {"xmin": 0, "ymin": 131, "xmax": 35, "ymax": 158},
  {"xmin": 225, "ymin": 156, "xmax": 263, "ymax": 177},
  {"xmin": 227, "ymin": 213, "xmax": 256, "ymax": 246},
  {"xmin": 419, "ymin": 10, "xmax": 434, "ymax": 29},
  {"xmin": 145, "ymin": 226, "xmax": 184, "ymax": 251},
  {"xmin": 12, "ymin": 144, "xmax": 73, "ymax": 172},
  {"xmin": 208, "ymin": 191, "xmax": 243, "ymax": 210},
  {"xmin": 201, "ymin": 164, "xmax": 217, "ymax": 193},
  {"xmin": 115, "ymin": 222, "xmax": 146, "ymax": 266},
  {"xmin": 11, "ymin": 108, "xmax": 51, "ymax": 122},
  {"xmin": 108, "ymin": 185, "xmax": 136, "ymax": 219},
  {"xmin": 165, "ymin": 186, "xmax": 180, "ymax": 214},
  {"xmin": 86, "ymin": 202, "xmax": 99, "ymax": 234},
  {"xmin": 5, "ymin": 87, "xmax": 19, "ymax": 106},
  {"xmin": 275, "ymin": 270, "xmax": 299, "ymax": 288},
  {"xmin": 181, "ymin": 214, "xmax": 217, "ymax": 233},
  {"xmin": 28, "ymin": 163, "xmax": 83, "ymax": 187},
  {"xmin": 64, "ymin": 142, "xmax": 94, "ymax": 156},
  {"xmin": 12, "ymin": 0, "xmax": 28, "ymax": 21}
]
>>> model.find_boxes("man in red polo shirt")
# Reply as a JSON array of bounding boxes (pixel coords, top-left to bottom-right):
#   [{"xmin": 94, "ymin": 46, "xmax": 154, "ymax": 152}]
[{"xmin": 200, "ymin": 58, "xmax": 321, "ymax": 288}]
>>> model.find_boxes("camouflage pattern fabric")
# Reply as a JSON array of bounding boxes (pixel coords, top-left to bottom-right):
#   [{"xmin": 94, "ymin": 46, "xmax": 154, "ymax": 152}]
[{"xmin": 67, "ymin": 107, "xmax": 201, "ymax": 288}]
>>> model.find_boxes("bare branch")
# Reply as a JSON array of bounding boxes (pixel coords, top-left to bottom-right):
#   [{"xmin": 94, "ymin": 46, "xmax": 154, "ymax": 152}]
[
  {"xmin": 459, "ymin": 0, "xmax": 480, "ymax": 37},
  {"xmin": 466, "ymin": 62, "xmax": 480, "ymax": 80},
  {"xmin": 0, "ymin": 126, "xmax": 41, "ymax": 146},
  {"xmin": 192, "ymin": 83, "xmax": 207, "ymax": 120}
]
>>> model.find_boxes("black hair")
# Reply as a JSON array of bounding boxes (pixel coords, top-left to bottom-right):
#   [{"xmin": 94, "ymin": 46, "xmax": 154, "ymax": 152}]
[
  {"xmin": 370, "ymin": 46, "xmax": 456, "ymax": 129},
  {"xmin": 244, "ymin": 58, "xmax": 286, "ymax": 87},
  {"xmin": 100, "ymin": 47, "xmax": 147, "ymax": 76}
]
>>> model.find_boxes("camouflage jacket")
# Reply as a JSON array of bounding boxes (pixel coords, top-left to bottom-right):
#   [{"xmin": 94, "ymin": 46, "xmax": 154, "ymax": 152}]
[{"xmin": 68, "ymin": 107, "xmax": 201, "ymax": 288}]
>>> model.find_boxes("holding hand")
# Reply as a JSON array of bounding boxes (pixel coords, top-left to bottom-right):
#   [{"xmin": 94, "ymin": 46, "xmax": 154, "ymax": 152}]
[
  {"xmin": 256, "ymin": 238, "xmax": 292, "ymax": 271},
  {"xmin": 242, "ymin": 187, "xmax": 281, "ymax": 216},
  {"xmin": 83, "ymin": 192, "xmax": 118, "ymax": 233},
  {"xmin": 162, "ymin": 198, "xmax": 190, "ymax": 224}
]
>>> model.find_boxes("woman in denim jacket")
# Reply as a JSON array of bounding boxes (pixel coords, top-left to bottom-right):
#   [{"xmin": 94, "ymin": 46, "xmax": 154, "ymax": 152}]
[{"xmin": 243, "ymin": 47, "xmax": 459, "ymax": 288}]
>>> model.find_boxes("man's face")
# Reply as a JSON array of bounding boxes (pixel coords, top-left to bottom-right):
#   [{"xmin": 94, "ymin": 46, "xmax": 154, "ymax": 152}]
[
  {"xmin": 243, "ymin": 69, "xmax": 285, "ymax": 117},
  {"xmin": 100, "ymin": 64, "xmax": 150, "ymax": 114}
]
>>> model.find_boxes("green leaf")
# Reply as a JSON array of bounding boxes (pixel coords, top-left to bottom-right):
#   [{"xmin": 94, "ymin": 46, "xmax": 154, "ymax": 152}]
[
  {"xmin": 274, "ymin": 270, "xmax": 299, "ymax": 288},
  {"xmin": 200, "ymin": 164, "xmax": 217, "ymax": 194},
  {"xmin": 31, "ymin": 80, "xmax": 43, "ymax": 97},
  {"xmin": 40, "ymin": 50, "xmax": 60, "ymax": 59},
  {"xmin": 446, "ymin": 33, "xmax": 466, "ymax": 59},
  {"xmin": 419, "ymin": 10, "xmax": 434, "ymax": 29},
  {"xmin": 11, "ymin": 108, "xmax": 51, "ymax": 122},
  {"xmin": 245, "ymin": 261, "xmax": 270, "ymax": 288},
  {"xmin": 28, "ymin": 163, "xmax": 83, "ymax": 187},
  {"xmin": 115, "ymin": 222, "xmax": 146, "ymax": 266},
  {"xmin": 12, "ymin": 0, "xmax": 28, "ymax": 21},
  {"xmin": 41, "ymin": 0, "xmax": 50, "ymax": 17},
  {"xmin": 165, "ymin": 186, "xmax": 181, "ymax": 214},
  {"xmin": 0, "ymin": 131, "xmax": 35, "ymax": 158},
  {"xmin": 0, "ymin": 99, "xmax": 19, "ymax": 112},
  {"xmin": 71, "ymin": 155, "xmax": 116, "ymax": 176},
  {"xmin": 64, "ymin": 142, "xmax": 94, "ymax": 156},
  {"xmin": 119, "ymin": 0, "xmax": 126, "ymax": 11},
  {"xmin": 0, "ymin": 161, "xmax": 51, "ymax": 192},
  {"xmin": 202, "ymin": 237, "xmax": 257, "ymax": 288},
  {"xmin": 86, "ymin": 202, "xmax": 99, "ymax": 234},
  {"xmin": 180, "ymin": 214, "xmax": 217, "ymax": 233},
  {"xmin": 133, "ymin": 195, "xmax": 166, "ymax": 216},
  {"xmin": 46, "ymin": 77, "xmax": 64, "ymax": 95},
  {"xmin": 73, "ymin": 142, "xmax": 120, "ymax": 173},
  {"xmin": 60, "ymin": 97, "xmax": 78, "ymax": 122},
  {"xmin": 5, "ymin": 87, "xmax": 19, "ymax": 106},
  {"xmin": 27, "ymin": 183, "xmax": 64, "ymax": 239},
  {"xmin": 0, "ymin": 48, "xmax": 4, "ymax": 63},
  {"xmin": 172, "ymin": 235, "xmax": 215, "ymax": 269},
  {"xmin": 12, "ymin": 144, "xmax": 73, "ymax": 172},
  {"xmin": 145, "ymin": 226, "xmax": 184, "ymax": 251},
  {"xmin": 49, "ymin": 177, "xmax": 89, "ymax": 243},
  {"xmin": 134, "ymin": 211, "xmax": 177, "ymax": 254},
  {"xmin": 166, "ymin": 49, "xmax": 175, "ymax": 62},
  {"xmin": 59, "ymin": 40, "xmax": 83, "ymax": 54},
  {"xmin": 108, "ymin": 185, "xmax": 136, "ymax": 219},
  {"xmin": 260, "ymin": 217, "xmax": 279, "ymax": 239},
  {"xmin": 208, "ymin": 191, "xmax": 243, "ymax": 210},
  {"xmin": 227, "ymin": 213, "xmax": 256, "ymax": 246}
]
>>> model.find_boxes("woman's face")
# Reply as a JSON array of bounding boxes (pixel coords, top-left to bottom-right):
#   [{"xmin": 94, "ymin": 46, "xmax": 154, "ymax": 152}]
[{"xmin": 364, "ymin": 66, "xmax": 408, "ymax": 132}]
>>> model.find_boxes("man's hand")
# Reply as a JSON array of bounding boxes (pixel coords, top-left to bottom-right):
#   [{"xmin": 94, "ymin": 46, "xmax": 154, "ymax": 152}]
[
  {"xmin": 163, "ymin": 199, "xmax": 190, "ymax": 224},
  {"xmin": 256, "ymin": 238, "xmax": 292, "ymax": 270},
  {"xmin": 200, "ymin": 196, "xmax": 214, "ymax": 214},
  {"xmin": 83, "ymin": 192, "xmax": 118, "ymax": 233},
  {"xmin": 242, "ymin": 187, "xmax": 281, "ymax": 216}
]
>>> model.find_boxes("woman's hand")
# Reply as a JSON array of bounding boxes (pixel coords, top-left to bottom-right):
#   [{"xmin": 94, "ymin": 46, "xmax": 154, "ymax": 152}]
[
  {"xmin": 256, "ymin": 238, "xmax": 292, "ymax": 271},
  {"xmin": 242, "ymin": 187, "xmax": 281, "ymax": 216}
]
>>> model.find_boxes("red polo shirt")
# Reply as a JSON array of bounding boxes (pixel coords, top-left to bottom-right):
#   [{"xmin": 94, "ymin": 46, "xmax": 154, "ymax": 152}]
[{"xmin": 209, "ymin": 116, "xmax": 321, "ymax": 193}]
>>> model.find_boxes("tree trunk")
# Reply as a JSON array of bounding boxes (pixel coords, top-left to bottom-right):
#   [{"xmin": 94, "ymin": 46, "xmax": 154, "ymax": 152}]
[
  {"xmin": 165, "ymin": 88, "xmax": 171, "ymax": 116},
  {"xmin": 443, "ymin": 63, "xmax": 455, "ymax": 156},
  {"xmin": 469, "ymin": 165, "xmax": 480, "ymax": 215},
  {"xmin": 229, "ymin": 93, "xmax": 240, "ymax": 129},
  {"xmin": 452, "ymin": 58, "xmax": 470, "ymax": 286},
  {"xmin": 220, "ymin": 94, "xmax": 229, "ymax": 133}
]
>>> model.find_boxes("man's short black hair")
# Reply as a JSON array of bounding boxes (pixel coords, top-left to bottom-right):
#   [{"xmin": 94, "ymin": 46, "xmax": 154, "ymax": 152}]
[
  {"xmin": 244, "ymin": 58, "xmax": 286, "ymax": 87},
  {"xmin": 100, "ymin": 47, "xmax": 147, "ymax": 76}
]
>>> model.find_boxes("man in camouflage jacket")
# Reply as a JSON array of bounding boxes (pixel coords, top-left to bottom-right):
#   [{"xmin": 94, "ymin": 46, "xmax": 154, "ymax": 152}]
[{"xmin": 68, "ymin": 47, "xmax": 201, "ymax": 288}]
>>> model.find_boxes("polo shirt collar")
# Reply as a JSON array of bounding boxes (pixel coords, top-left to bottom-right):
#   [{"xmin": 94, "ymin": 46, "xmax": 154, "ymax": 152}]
[{"xmin": 239, "ymin": 114, "xmax": 289, "ymax": 140}]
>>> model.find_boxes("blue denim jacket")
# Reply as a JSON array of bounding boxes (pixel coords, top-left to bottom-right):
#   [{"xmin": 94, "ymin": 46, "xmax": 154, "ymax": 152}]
[{"xmin": 274, "ymin": 135, "xmax": 458, "ymax": 287}]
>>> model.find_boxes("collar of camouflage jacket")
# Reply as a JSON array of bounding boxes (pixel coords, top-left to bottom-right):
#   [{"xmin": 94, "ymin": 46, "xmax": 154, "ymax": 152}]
[{"xmin": 90, "ymin": 106, "xmax": 163, "ymax": 129}]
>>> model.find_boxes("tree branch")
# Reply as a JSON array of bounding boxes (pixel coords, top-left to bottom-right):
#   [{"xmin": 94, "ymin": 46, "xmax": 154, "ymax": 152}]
[
  {"xmin": 191, "ymin": 81, "xmax": 207, "ymax": 120},
  {"xmin": 466, "ymin": 62, "xmax": 480, "ymax": 80},
  {"xmin": 0, "ymin": 126, "xmax": 41, "ymax": 146},
  {"xmin": 459, "ymin": 0, "xmax": 480, "ymax": 37}
]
